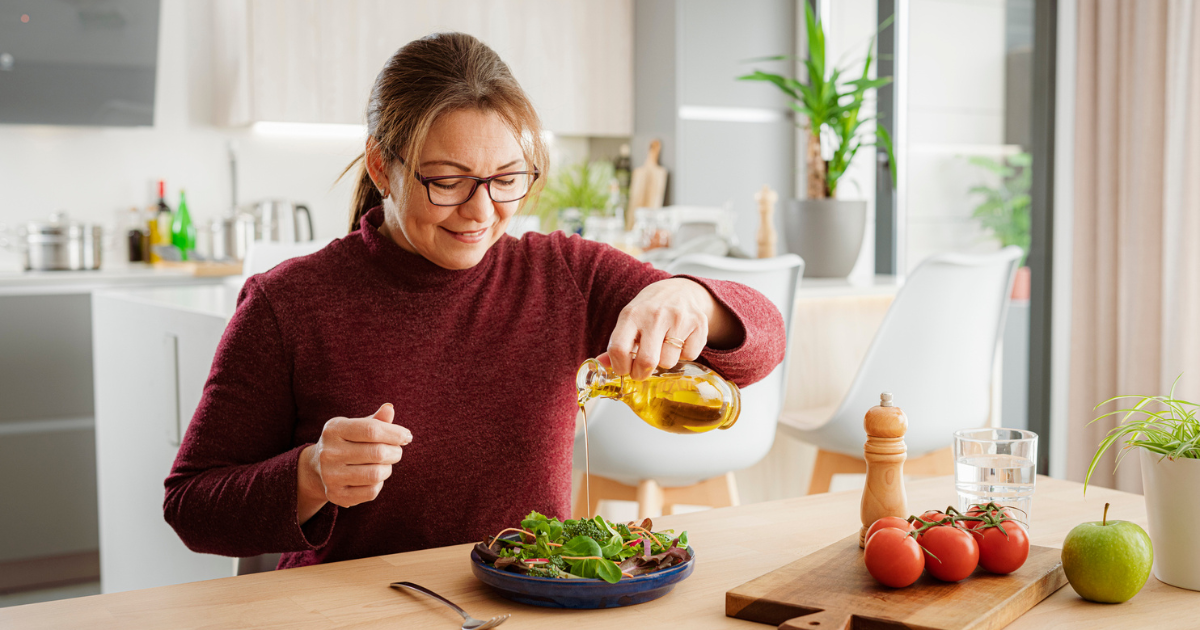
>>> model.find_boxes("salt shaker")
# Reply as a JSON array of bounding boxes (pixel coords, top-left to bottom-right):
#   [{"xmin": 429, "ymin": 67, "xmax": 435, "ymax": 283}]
[{"xmin": 860, "ymin": 392, "xmax": 909, "ymax": 548}]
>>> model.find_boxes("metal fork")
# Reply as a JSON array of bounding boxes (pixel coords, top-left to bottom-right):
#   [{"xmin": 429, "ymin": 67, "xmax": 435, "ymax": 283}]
[{"xmin": 390, "ymin": 582, "xmax": 509, "ymax": 630}]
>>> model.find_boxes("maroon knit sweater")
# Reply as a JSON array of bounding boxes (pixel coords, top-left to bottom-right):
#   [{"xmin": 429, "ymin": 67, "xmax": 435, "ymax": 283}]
[{"xmin": 164, "ymin": 207, "xmax": 785, "ymax": 569}]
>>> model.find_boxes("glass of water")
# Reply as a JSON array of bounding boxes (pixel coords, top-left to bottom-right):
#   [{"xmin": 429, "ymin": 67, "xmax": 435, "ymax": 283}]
[{"xmin": 953, "ymin": 429, "xmax": 1038, "ymax": 528}]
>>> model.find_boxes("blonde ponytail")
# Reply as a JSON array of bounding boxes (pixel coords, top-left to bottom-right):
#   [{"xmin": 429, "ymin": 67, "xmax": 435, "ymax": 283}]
[{"xmin": 342, "ymin": 153, "xmax": 383, "ymax": 233}]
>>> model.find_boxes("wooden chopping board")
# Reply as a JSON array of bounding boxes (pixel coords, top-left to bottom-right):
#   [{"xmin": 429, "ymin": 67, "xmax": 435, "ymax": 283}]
[
  {"xmin": 153, "ymin": 260, "xmax": 243, "ymax": 277},
  {"xmin": 625, "ymin": 138, "xmax": 668, "ymax": 230},
  {"xmin": 727, "ymin": 534, "xmax": 1067, "ymax": 630}
]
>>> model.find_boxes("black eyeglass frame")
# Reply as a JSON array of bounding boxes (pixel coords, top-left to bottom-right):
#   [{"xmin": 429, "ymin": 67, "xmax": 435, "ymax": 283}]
[{"xmin": 409, "ymin": 167, "xmax": 540, "ymax": 207}]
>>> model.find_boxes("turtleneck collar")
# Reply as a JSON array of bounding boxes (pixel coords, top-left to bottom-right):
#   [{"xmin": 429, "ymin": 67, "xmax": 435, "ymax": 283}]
[{"xmin": 355, "ymin": 206, "xmax": 498, "ymax": 292}]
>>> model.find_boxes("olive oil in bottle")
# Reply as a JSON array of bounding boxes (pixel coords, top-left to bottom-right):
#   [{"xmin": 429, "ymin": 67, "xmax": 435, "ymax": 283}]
[
  {"xmin": 575, "ymin": 359, "xmax": 741, "ymax": 517},
  {"xmin": 576, "ymin": 359, "xmax": 741, "ymax": 434}
]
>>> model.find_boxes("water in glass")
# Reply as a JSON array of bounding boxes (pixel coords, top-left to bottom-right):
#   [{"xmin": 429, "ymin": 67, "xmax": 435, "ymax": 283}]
[
  {"xmin": 953, "ymin": 428, "xmax": 1037, "ymax": 528},
  {"xmin": 955, "ymin": 453, "xmax": 1036, "ymax": 525}
]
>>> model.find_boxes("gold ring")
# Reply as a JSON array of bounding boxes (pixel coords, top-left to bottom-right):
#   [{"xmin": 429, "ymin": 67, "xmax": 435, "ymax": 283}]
[{"xmin": 664, "ymin": 337, "xmax": 685, "ymax": 349}]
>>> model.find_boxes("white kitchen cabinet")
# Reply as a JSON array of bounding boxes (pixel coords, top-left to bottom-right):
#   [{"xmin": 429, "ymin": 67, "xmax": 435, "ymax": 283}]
[
  {"xmin": 0, "ymin": 269, "xmax": 226, "ymax": 591},
  {"xmin": 213, "ymin": 0, "xmax": 632, "ymax": 137},
  {"xmin": 92, "ymin": 285, "xmax": 240, "ymax": 593}
]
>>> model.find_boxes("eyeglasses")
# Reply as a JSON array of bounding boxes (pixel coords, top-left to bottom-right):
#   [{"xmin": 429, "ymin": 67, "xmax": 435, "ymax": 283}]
[{"xmin": 412, "ymin": 169, "xmax": 539, "ymax": 207}]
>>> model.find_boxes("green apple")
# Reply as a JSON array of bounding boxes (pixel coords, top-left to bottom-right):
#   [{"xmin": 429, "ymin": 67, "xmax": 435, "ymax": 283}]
[{"xmin": 1061, "ymin": 503, "xmax": 1154, "ymax": 603}]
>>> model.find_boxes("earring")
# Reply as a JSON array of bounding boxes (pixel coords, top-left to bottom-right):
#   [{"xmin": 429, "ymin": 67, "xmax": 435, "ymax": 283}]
[{"xmin": 379, "ymin": 188, "xmax": 389, "ymax": 198}]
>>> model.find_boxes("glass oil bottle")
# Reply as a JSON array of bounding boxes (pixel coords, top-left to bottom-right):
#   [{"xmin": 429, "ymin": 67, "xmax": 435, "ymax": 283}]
[{"xmin": 576, "ymin": 359, "xmax": 740, "ymax": 434}]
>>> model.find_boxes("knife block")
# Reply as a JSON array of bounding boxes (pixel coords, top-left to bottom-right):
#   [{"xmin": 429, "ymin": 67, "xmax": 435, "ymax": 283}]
[{"xmin": 859, "ymin": 392, "xmax": 909, "ymax": 547}]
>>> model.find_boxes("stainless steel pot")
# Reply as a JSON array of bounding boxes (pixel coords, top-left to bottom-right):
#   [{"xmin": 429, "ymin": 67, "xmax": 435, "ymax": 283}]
[
  {"xmin": 209, "ymin": 211, "xmax": 259, "ymax": 261},
  {"xmin": 9, "ymin": 212, "xmax": 104, "ymax": 271}
]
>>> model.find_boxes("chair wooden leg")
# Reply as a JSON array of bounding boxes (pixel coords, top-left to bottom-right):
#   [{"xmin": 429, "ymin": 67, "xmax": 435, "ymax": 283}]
[
  {"xmin": 636, "ymin": 479, "xmax": 664, "ymax": 520},
  {"xmin": 573, "ymin": 474, "xmax": 637, "ymax": 519},
  {"xmin": 725, "ymin": 471, "xmax": 741, "ymax": 507},
  {"xmin": 575, "ymin": 473, "xmax": 744, "ymax": 520},
  {"xmin": 663, "ymin": 472, "xmax": 740, "ymax": 514},
  {"xmin": 806, "ymin": 447, "xmax": 956, "ymax": 495},
  {"xmin": 905, "ymin": 446, "xmax": 954, "ymax": 476},
  {"xmin": 807, "ymin": 449, "xmax": 868, "ymax": 494}
]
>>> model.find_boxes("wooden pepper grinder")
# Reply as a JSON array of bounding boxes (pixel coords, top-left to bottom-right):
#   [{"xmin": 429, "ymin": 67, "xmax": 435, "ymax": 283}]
[
  {"xmin": 755, "ymin": 184, "xmax": 778, "ymax": 258},
  {"xmin": 859, "ymin": 392, "xmax": 909, "ymax": 548}
]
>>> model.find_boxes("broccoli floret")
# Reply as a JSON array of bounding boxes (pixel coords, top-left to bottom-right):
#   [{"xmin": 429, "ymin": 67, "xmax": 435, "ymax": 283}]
[
  {"xmin": 527, "ymin": 565, "xmax": 566, "ymax": 578},
  {"xmin": 562, "ymin": 518, "xmax": 608, "ymax": 544}
]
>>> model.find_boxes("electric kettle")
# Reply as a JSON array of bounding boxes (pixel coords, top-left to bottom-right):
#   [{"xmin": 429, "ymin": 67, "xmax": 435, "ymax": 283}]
[{"xmin": 256, "ymin": 200, "xmax": 314, "ymax": 244}]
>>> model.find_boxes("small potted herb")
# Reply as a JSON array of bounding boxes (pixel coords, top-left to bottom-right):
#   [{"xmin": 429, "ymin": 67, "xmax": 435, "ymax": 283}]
[
  {"xmin": 533, "ymin": 160, "xmax": 616, "ymax": 235},
  {"xmin": 739, "ymin": 3, "xmax": 895, "ymax": 277},
  {"xmin": 1084, "ymin": 376, "xmax": 1200, "ymax": 591}
]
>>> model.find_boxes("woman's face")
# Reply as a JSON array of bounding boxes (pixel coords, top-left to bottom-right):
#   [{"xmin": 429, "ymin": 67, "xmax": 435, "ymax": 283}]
[{"xmin": 380, "ymin": 108, "xmax": 527, "ymax": 270}]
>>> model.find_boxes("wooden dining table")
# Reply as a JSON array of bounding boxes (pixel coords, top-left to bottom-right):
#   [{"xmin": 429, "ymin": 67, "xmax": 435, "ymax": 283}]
[{"xmin": 4, "ymin": 475, "xmax": 1194, "ymax": 629}]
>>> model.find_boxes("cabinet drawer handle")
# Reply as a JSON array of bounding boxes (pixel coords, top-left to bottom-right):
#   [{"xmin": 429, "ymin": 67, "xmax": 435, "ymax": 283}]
[{"xmin": 164, "ymin": 334, "xmax": 181, "ymax": 446}]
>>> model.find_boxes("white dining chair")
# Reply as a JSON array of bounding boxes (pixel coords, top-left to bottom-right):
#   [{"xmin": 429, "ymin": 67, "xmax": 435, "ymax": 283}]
[
  {"xmin": 573, "ymin": 253, "xmax": 804, "ymax": 519},
  {"xmin": 778, "ymin": 246, "xmax": 1023, "ymax": 493}
]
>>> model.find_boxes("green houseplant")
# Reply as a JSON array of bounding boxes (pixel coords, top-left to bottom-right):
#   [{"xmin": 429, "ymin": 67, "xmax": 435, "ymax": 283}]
[
  {"xmin": 968, "ymin": 152, "xmax": 1032, "ymax": 298},
  {"xmin": 533, "ymin": 160, "xmax": 615, "ymax": 234},
  {"xmin": 968, "ymin": 153, "xmax": 1031, "ymax": 261},
  {"xmin": 1084, "ymin": 377, "xmax": 1200, "ymax": 591},
  {"xmin": 739, "ymin": 3, "xmax": 895, "ymax": 276}
]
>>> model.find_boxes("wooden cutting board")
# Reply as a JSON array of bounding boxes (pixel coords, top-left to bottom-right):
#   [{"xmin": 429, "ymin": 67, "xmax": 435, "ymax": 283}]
[
  {"xmin": 153, "ymin": 260, "xmax": 243, "ymax": 277},
  {"xmin": 625, "ymin": 138, "xmax": 668, "ymax": 230},
  {"xmin": 727, "ymin": 534, "xmax": 1067, "ymax": 630}
]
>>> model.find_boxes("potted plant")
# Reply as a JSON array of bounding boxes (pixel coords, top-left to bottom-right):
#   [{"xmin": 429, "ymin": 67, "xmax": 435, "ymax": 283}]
[
  {"xmin": 967, "ymin": 152, "xmax": 1032, "ymax": 299},
  {"xmin": 739, "ymin": 3, "xmax": 896, "ymax": 277},
  {"xmin": 533, "ymin": 160, "xmax": 616, "ymax": 235},
  {"xmin": 1084, "ymin": 378, "xmax": 1200, "ymax": 591}
]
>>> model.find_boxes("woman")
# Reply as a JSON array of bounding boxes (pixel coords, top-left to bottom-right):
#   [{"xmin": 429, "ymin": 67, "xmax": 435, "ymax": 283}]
[{"xmin": 164, "ymin": 32, "xmax": 784, "ymax": 569}]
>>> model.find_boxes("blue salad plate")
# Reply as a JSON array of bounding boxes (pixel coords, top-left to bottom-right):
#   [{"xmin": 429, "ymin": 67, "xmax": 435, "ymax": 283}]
[{"xmin": 469, "ymin": 544, "xmax": 696, "ymax": 609}]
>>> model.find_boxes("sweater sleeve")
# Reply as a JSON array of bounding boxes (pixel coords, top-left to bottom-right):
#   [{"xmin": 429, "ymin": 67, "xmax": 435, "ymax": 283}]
[
  {"xmin": 552, "ymin": 233, "xmax": 786, "ymax": 388},
  {"xmin": 163, "ymin": 277, "xmax": 336, "ymax": 557}
]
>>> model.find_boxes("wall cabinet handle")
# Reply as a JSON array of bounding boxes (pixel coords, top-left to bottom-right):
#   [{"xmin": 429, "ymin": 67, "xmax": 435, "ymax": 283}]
[{"xmin": 164, "ymin": 334, "xmax": 181, "ymax": 446}]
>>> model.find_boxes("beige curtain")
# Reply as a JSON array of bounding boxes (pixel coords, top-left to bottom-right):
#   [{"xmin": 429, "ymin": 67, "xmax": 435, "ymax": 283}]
[{"xmin": 1068, "ymin": 0, "xmax": 1200, "ymax": 492}]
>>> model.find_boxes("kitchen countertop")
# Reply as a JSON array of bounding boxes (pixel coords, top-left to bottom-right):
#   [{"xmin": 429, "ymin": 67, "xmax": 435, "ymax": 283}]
[
  {"xmin": 3, "ymin": 475, "xmax": 1189, "ymax": 629},
  {"xmin": 86, "ymin": 274, "xmax": 900, "ymax": 320},
  {"xmin": 92, "ymin": 282, "xmax": 243, "ymax": 320},
  {"xmin": 0, "ymin": 265, "xmax": 229, "ymax": 297}
]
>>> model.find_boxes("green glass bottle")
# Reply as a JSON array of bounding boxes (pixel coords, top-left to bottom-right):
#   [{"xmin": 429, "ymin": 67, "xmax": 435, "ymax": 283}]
[{"xmin": 171, "ymin": 189, "xmax": 196, "ymax": 261}]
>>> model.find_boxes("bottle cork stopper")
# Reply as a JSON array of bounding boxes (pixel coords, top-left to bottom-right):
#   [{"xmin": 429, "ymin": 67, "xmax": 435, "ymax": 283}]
[{"xmin": 859, "ymin": 392, "xmax": 909, "ymax": 548}]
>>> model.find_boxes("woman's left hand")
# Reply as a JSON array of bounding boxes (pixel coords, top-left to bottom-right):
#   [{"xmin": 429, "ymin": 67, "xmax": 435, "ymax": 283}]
[{"xmin": 600, "ymin": 278, "xmax": 740, "ymax": 380}]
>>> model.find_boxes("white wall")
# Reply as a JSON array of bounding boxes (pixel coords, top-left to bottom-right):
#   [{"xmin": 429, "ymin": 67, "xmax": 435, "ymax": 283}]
[
  {"xmin": 822, "ymin": 0, "xmax": 880, "ymax": 279},
  {"xmin": 903, "ymin": 0, "xmax": 1009, "ymax": 272},
  {"xmin": 0, "ymin": 0, "xmax": 369, "ymax": 271}
]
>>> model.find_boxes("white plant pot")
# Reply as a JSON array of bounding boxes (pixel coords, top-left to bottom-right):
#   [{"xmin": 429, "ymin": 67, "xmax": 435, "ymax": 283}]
[{"xmin": 1139, "ymin": 448, "xmax": 1200, "ymax": 591}]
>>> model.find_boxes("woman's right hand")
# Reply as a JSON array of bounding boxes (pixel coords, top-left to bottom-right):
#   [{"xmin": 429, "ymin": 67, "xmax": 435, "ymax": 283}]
[{"xmin": 297, "ymin": 403, "xmax": 412, "ymax": 524}]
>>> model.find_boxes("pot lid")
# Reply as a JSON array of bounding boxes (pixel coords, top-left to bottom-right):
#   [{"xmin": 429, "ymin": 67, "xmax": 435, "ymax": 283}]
[{"xmin": 24, "ymin": 211, "xmax": 95, "ymax": 236}]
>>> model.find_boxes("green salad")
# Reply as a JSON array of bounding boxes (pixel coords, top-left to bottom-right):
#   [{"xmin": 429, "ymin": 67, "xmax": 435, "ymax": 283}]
[{"xmin": 473, "ymin": 511, "xmax": 692, "ymax": 584}]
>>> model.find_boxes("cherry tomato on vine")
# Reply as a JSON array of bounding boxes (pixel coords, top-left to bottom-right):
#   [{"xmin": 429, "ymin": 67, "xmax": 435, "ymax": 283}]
[
  {"xmin": 919, "ymin": 525, "xmax": 979, "ymax": 582},
  {"xmin": 866, "ymin": 517, "xmax": 914, "ymax": 543},
  {"xmin": 973, "ymin": 522, "xmax": 1029, "ymax": 574},
  {"xmin": 864, "ymin": 527, "xmax": 924, "ymax": 588},
  {"xmin": 964, "ymin": 504, "xmax": 1016, "ymax": 530},
  {"xmin": 919, "ymin": 510, "xmax": 951, "ymax": 526}
]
